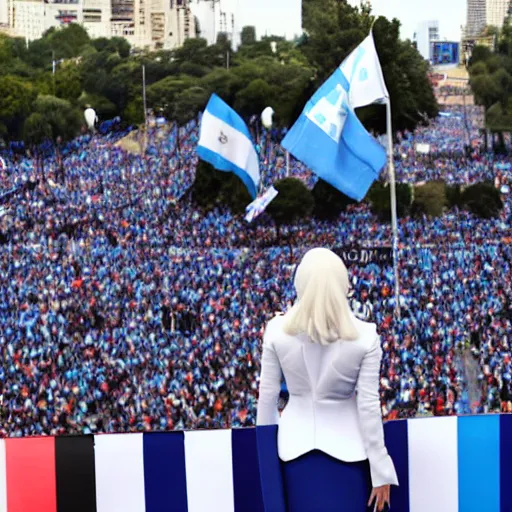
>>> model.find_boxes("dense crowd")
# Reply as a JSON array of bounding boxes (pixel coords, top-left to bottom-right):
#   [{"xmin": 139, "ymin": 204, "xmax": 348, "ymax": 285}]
[{"xmin": 0, "ymin": 105, "xmax": 511, "ymax": 437}]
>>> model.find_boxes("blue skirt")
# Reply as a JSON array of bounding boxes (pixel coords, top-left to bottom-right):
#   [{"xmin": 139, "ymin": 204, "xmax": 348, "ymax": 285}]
[{"xmin": 282, "ymin": 450, "xmax": 372, "ymax": 512}]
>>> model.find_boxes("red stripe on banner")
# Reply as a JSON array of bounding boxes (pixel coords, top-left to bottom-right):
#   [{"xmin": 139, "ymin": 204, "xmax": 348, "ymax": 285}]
[{"xmin": 5, "ymin": 437, "xmax": 57, "ymax": 512}]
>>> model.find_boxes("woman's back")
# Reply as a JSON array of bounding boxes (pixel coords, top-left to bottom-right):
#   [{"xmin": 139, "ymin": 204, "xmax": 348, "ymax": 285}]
[
  {"xmin": 258, "ymin": 313, "xmax": 391, "ymax": 475},
  {"xmin": 256, "ymin": 248, "xmax": 397, "ymax": 511}
]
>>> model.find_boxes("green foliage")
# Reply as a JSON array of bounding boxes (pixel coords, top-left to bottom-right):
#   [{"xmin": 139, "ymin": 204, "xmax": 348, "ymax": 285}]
[
  {"xmin": 445, "ymin": 184, "xmax": 463, "ymax": 209},
  {"xmin": 235, "ymin": 79, "xmax": 274, "ymax": 118},
  {"xmin": 174, "ymin": 87, "xmax": 209, "ymax": 126},
  {"xmin": 486, "ymin": 98, "xmax": 512, "ymax": 131},
  {"xmin": 55, "ymin": 64, "xmax": 82, "ymax": 102},
  {"xmin": 192, "ymin": 161, "xmax": 223, "ymax": 209},
  {"xmin": 469, "ymin": 20, "xmax": 512, "ymax": 133},
  {"xmin": 470, "ymin": 45, "xmax": 492, "ymax": 66},
  {"xmin": 461, "ymin": 182, "xmax": 503, "ymax": 218},
  {"xmin": 367, "ymin": 182, "xmax": 412, "ymax": 221},
  {"xmin": 0, "ymin": 4, "xmax": 437, "ymax": 138},
  {"xmin": 241, "ymin": 26, "xmax": 257, "ymax": 46},
  {"xmin": 32, "ymin": 94, "xmax": 83, "ymax": 141},
  {"xmin": 312, "ymin": 179, "xmax": 356, "ymax": 220},
  {"xmin": 411, "ymin": 181, "xmax": 447, "ymax": 218},
  {"xmin": 78, "ymin": 92, "xmax": 117, "ymax": 120},
  {"xmin": 123, "ymin": 98, "xmax": 145, "ymax": 126},
  {"xmin": 192, "ymin": 161, "xmax": 251, "ymax": 214},
  {"xmin": 24, "ymin": 112, "xmax": 52, "ymax": 146},
  {"xmin": 267, "ymin": 178, "xmax": 314, "ymax": 226},
  {"xmin": 147, "ymin": 75, "xmax": 194, "ymax": 121},
  {"xmin": 301, "ymin": 0, "xmax": 438, "ymax": 132},
  {"xmin": 0, "ymin": 75, "xmax": 37, "ymax": 137}
]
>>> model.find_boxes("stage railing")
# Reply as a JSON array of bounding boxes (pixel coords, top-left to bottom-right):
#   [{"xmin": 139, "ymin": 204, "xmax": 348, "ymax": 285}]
[{"xmin": 0, "ymin": 414, "xmax": 510, "ymax": 511}]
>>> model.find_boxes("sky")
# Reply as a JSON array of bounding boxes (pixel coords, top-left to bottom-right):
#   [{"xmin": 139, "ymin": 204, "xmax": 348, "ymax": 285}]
[{"xmin": 195, "ymin": 0, "xmax": 467, "ymax": 44}]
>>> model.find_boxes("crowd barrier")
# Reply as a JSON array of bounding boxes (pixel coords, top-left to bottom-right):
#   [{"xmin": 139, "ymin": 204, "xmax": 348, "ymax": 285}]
[{"xmin": 0, "ymin": 414, "xmax": 510, "ymax": 512}]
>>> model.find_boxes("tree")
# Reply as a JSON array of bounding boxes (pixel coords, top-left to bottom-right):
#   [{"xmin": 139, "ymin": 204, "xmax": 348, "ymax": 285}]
[
  {"xmin": 267, "ymin": 178, "xmax": 314, "ymax": 232},
  {"xmin": 92, "ymin": 36, "xmax": 131, "ymax": 58},
  {"xmin": 312, "ymin": 179, "xmax": 356, "ymax": 220},
  {"xmin": 445, "ymin": 184, "xmax": 463, "ymax": 209},
  {"xmin": 191, "ymin": 161, "xmax": 251, "ymax": 214},
  {"xmin": 367, "ymin": 182, "xmax": 412, "ymax": 221},
  {"xmin": 241, "ymin": 26, "xmax": 257, "ymax": 46},
  {"xmin": 32, "ymin": 95, "xmax": 82, "ymax": 141},
  {"xmin": 78, "ymin": 92, "xmax": 117, "ymax": 120},
  {"xmin": 174, "ymin": 38, "xmax": 211, "ymax": 68},
  {"xmin": 234, "ymin": 79, "xmax": 274, "ymax": 118},
  {"xmin": 192, "ymin": 161, "xmax": 223, "ymax": 209},
  {"xmin": 0, "ymin": 75, "xmax": 37, "ymax": 138},
  {"xmin": 23, "ymin": 112, "xmax": 52, "ymax": 179},
  {"xmin": 174, "ymin": 87, "xmax": 210, "ymax": 126},
  {"xmin": 200, "ymin": 68, "xmax": 241, "ymax": 105},
  {"xmin": 301, "ymin": 0, "xmax": 438, "ymax": 133},
  {"xmin": 147, "ymin": 75, "xmax": 194, "ymax": 120},
  {"xmin": 461, "ymin": 182, "xmax": 503, "ymax": 219},
  {"xmin": 55, "ymin": 63, "xmax": 82, "ymax": 102},
  {"xmin": 123, "ymin": 97, "xmax": 144, "ymax": 126},
  {"xmin": 24, "ymin": 112, "xmax": 51, "ymax": 146},
  {"xmin": 411, "ymin": 181, "xmax": 447, "ymax": 218}
]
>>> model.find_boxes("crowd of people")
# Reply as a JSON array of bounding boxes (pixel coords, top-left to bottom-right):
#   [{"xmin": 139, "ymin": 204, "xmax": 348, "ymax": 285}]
[{"xmin": 0, "ymin": 104, "xmax": 511, "ymax": 437}]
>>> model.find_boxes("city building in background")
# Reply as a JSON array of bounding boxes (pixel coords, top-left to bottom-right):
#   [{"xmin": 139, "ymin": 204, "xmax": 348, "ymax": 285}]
[
  {"xmin": 464, "ymin": 0, "xmax": 510, "ymax": 38},
  {"xmin": 486, "ymin": 0, "xmax": 511, "ymax": 29},
  {"xmin": 190, "ymin": 0, "xmax": 238, "ymax": 47},
  {"xmin": 466, "ymin": 0, "xmax": 487, "ymax": 37},
  {"xmin": 416, "ymin": 20, "xmax": 440, "ymax": 61},
  {"xmin": 1, "ymin": 0, "xmax": 196, "ymax": 49}
]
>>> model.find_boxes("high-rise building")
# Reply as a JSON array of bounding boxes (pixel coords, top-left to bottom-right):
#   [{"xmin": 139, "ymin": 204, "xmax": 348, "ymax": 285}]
[
  {"xmin": 466, "ymin": 0, "xmax": 487, "ymax": 37},
  {"xmin": 416, "ymin": 20, "xmax": 440, "ymax": 61},
  {"xmin": 190, "ymin": 0, "xmax": 238, "ymax": 47},
  {"xmin": 4, "ymin": 0, "xmax": 196, "ymax": 49},
  {"xmin": 486, "ymin": 0, "xmax": 510, "ymax": 28},
  {"xmin": 465, "ymin": 0, "xmax": 510, "ymax": 38}
]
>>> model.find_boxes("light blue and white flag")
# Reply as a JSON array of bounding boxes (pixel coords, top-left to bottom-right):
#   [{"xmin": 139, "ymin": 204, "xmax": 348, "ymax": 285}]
[
  {"xmin": 197, "ymin": 94, "xmax": 260, "ymax": 199},
  {"xmin": 245, "ymin": 186, "xmax": 279, "ymax": 223},
  {"xmin": 282, "ymin": 33, "xmax": 388, "ymax": 201},
  {"xmin": 339, "ymin": 33, "xmax": 388, "ymax": 109}
]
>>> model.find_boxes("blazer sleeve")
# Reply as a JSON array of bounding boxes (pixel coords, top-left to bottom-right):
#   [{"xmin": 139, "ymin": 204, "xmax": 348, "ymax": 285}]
[
  {"xmin": 356, "ymin": 332, "xmax": 399, "ymax": 488},
  {"xmin": 256, "ymin": 321, "xmax": 282, "ymax": 426}
]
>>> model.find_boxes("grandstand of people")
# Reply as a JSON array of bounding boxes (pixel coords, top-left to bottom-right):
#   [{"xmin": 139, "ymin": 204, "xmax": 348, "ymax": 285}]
[{"xmin": 0, "ymin": 103, "xmax": 510, "ymax": 438}]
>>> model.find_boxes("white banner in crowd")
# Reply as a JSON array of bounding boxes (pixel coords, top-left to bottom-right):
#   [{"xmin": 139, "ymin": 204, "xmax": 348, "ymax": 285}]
[{"xmin": 415, "ymin": 143, "xmax": 430, "ymax": 154}]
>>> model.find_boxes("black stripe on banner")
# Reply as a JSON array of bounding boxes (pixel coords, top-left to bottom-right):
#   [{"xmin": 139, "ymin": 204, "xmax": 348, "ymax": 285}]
[{"xmin": 55, "ymin": 435, "xmax": 97, "ymax": 512}]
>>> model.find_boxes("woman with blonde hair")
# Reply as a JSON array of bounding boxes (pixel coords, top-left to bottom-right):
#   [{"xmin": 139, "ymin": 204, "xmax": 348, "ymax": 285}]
[{"xmin": 257, "ymin": 248, "xmax": 398, "ymax": 512}]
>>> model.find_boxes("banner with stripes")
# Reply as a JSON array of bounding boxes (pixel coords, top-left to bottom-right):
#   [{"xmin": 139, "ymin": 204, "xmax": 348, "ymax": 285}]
[{"xmin": 0, "ymin": 417, "xmax": 511, "ymax": 511}]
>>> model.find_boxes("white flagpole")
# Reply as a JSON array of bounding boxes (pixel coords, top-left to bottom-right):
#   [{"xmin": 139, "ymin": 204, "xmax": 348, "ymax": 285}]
[{"xmin": 385, "ymin": 97, "xmax": 401, "ymax": 319}]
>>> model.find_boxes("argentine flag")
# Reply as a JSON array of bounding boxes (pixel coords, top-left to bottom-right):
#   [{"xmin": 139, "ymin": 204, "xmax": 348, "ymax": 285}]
[
  {"xmin": 197, "ymin": 94, "xmax": 260, "ymax": 199},
  {"xmin": 282, "ymin": 33, "xmax": 388, "ymax": 201}
]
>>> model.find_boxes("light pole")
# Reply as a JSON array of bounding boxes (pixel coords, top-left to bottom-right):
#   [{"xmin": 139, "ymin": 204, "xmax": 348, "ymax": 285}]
[{"xmin": 142, "ymin": 64, "xmax": 148, "ymax": 153}]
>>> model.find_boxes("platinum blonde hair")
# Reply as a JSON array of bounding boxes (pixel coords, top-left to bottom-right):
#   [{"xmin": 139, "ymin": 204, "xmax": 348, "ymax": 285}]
[{"xmin": 283, "ymin": 248, "xmax": 358, "ymax": 344}]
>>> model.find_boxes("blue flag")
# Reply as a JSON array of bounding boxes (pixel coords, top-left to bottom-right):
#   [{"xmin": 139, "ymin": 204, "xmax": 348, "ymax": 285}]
[
  {"xmin": 282, "ymin": 48, "xmax": 387, "ymax": 201},
  {"xmin": 197, "ymin": 94, "xmax": 260, "ymax": 199}
]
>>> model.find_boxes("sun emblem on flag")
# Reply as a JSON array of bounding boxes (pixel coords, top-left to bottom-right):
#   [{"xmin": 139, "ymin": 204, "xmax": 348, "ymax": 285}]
[{"xmin": 218, "ymin": 132, "xmax": 228, "ymax": 144}]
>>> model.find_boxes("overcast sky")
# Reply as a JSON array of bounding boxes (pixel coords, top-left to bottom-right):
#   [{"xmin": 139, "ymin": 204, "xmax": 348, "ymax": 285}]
[{"xmin": 208, "ymin": 0, "xmax": 466, "ymax": 43}]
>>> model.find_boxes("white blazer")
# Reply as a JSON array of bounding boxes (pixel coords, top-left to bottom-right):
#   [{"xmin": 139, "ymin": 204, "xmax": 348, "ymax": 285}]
[{"xmin": 256, "ymin": 314, "xmax": 398, "ymax": 488}]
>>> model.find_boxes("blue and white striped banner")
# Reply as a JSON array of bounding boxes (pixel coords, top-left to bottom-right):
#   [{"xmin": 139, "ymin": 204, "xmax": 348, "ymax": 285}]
[
  {"xmin": 386, "ymin": 415, "xmax": 507, "ymax": 512},
  {"xmin": 2, "ymin": 417, "xmax": 512, "ymax": 511}
]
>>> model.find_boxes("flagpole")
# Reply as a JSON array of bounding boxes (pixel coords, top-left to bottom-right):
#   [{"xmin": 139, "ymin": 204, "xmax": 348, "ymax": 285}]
[{"xmin": 385, "ymin": 97, "xmax": 401, "ymax": 319}]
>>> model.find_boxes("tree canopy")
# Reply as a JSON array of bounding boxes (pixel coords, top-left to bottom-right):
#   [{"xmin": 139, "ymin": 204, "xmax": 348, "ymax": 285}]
[
  {"xmin": 469, "ymin": 17, "xmax": 512, "ymax": 132},
  {"xmin": 0, "ymin": 2, "xmax": 436, "ymax": 147}
]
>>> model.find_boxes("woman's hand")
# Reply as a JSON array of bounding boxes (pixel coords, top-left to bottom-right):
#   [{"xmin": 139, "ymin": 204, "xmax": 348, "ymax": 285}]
[{"xmin": 368, "ymin": 485, "xmax": 390, "ymax": 511}]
